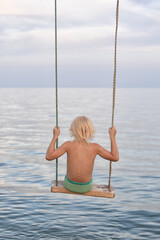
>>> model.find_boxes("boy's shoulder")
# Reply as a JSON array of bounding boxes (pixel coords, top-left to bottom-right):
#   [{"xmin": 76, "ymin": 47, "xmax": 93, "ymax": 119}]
[
  {"xmin": 60, "ymin": 141, "xmax": 71, "ymax": 149},
  {"xmin": 90, "ymin": 142, "xmax": 99, "ymax": 147},
  {"xmin": 90, "ymin": 143, "xmax": 102, "ymax": 151},
  {"xmin": 62, "ymin": 141, "xmax": 72, "ymax": 146},
  {"xmin": 86, "ymin": 142, "xmax": 98, "ymax": 149},
  {"xmin": 62, "ymin": 141, "xmax": 100, "ymax": 149}
]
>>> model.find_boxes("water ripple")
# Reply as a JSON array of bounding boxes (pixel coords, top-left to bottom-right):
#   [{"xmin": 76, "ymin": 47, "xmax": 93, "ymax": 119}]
[{"xmin": 0, "ymin": 88, "xmax": 160, "ymax": 240}]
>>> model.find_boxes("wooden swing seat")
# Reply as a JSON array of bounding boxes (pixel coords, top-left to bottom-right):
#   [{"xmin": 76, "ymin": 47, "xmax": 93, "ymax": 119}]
[{"xmin": 51, "ymin": 180, "xmax": 115, "ymax": 198}]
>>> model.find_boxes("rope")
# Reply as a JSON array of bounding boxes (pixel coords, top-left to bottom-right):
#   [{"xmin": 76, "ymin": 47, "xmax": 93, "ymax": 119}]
[
  {"xmin": 55, "ymin": 0, "xmax": 58, "ymax": 186},
  {"xmin": 108, "ymin": 0, "xmax": 120, "ymax": 191}
]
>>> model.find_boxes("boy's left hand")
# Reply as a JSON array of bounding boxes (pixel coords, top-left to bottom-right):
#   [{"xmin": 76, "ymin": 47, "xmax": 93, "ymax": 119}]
[{"xmin": 53, "ymin": 126, "xmax": 60, "ymax": 139}]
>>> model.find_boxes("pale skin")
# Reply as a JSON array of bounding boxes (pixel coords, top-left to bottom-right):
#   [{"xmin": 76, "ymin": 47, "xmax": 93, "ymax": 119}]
[{"xmin": 46, "ymin": 127, "xmax": 119, "ymax": 183}]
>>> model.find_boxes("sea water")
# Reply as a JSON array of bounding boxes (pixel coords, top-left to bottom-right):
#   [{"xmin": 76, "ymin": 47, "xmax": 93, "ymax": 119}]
[{"xmin": 0, "ymin": 88, "xmax": 160, "ymax": 240}]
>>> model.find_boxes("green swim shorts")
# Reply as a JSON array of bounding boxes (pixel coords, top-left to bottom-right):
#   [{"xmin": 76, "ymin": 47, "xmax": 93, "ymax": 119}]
[{"xmin": 64, "ymin": 175, "xmax": 93, "ymax": 193}]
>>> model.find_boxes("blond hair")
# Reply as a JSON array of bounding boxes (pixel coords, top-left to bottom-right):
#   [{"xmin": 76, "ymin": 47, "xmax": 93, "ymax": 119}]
[{"xmin": 69, "ymin": 116, "xmax": 95, "ymax": 143}]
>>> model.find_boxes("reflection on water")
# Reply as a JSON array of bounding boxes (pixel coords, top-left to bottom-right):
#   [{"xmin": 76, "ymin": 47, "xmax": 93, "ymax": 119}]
[{"xmin": 0, "ymin": 88, "xmax": 160, "ymax": 239}]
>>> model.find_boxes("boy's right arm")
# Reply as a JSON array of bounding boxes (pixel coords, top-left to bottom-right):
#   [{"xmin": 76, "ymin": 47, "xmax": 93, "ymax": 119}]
[{"xmin": 96, "ymin": 127, "xmax": 119, "ymax": 162}]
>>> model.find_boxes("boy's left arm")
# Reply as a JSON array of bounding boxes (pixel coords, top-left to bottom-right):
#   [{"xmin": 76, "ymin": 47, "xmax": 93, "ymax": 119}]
[{"xmin": 45, "ymin": 126, "xmax": 67, "ymax": 161}]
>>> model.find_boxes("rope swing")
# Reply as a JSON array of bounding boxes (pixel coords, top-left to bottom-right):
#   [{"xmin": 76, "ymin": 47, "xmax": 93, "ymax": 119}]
[
  {"xmin": 54, "ymin": 0, "xmax": 58, "ymax": 186},
  {"xmin": 108, "ymin": 0, "xmax": 120, "ymax": 191},
  {"xmin": 53, "ymin": 0, "xmax": 120, "ymax": 194}
]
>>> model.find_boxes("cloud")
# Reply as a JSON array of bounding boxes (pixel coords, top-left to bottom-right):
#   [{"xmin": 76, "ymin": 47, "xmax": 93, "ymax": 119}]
[
  {"xmin": 131, "ymin": 0, "xmax": 157, "ymax": 5},
  {"xmin": 0, "ymin": 0, "xmax": 52, "ymax": 15},
  {"xmin": 0, "ymin": 0, "xmax": 159, "ymax": 87}
]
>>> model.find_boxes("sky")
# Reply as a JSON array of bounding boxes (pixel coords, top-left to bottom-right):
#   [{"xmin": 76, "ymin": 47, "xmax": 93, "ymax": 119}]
[{"xmin": 0, "ymin": 0, "xmax": 159, "ymax": 87}]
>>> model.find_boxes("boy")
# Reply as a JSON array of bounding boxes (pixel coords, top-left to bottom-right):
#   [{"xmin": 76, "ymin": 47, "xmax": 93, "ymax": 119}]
[{"xmin": 46, "ymin": 116, "xmax": 119, "ymax": 193}]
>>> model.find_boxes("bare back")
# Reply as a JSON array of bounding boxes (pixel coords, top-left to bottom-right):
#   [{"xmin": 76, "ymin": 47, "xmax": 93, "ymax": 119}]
[
  {"xmin": 66, "ymin": 141, "xmax": 97, "ymax": 183},
  {"xmin": 46, "ymin": 131, "xmax": 118, "ymax": 182}
]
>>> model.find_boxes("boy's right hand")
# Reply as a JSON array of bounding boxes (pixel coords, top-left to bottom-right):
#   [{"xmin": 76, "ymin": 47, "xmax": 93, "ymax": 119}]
[
  {"xmin": 53, "ymin": 126, "xmax": 60, "ymax": 139},
  {"xmin": 109, "ymin": 126, "xmax": 117, "ymax": 139}
]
